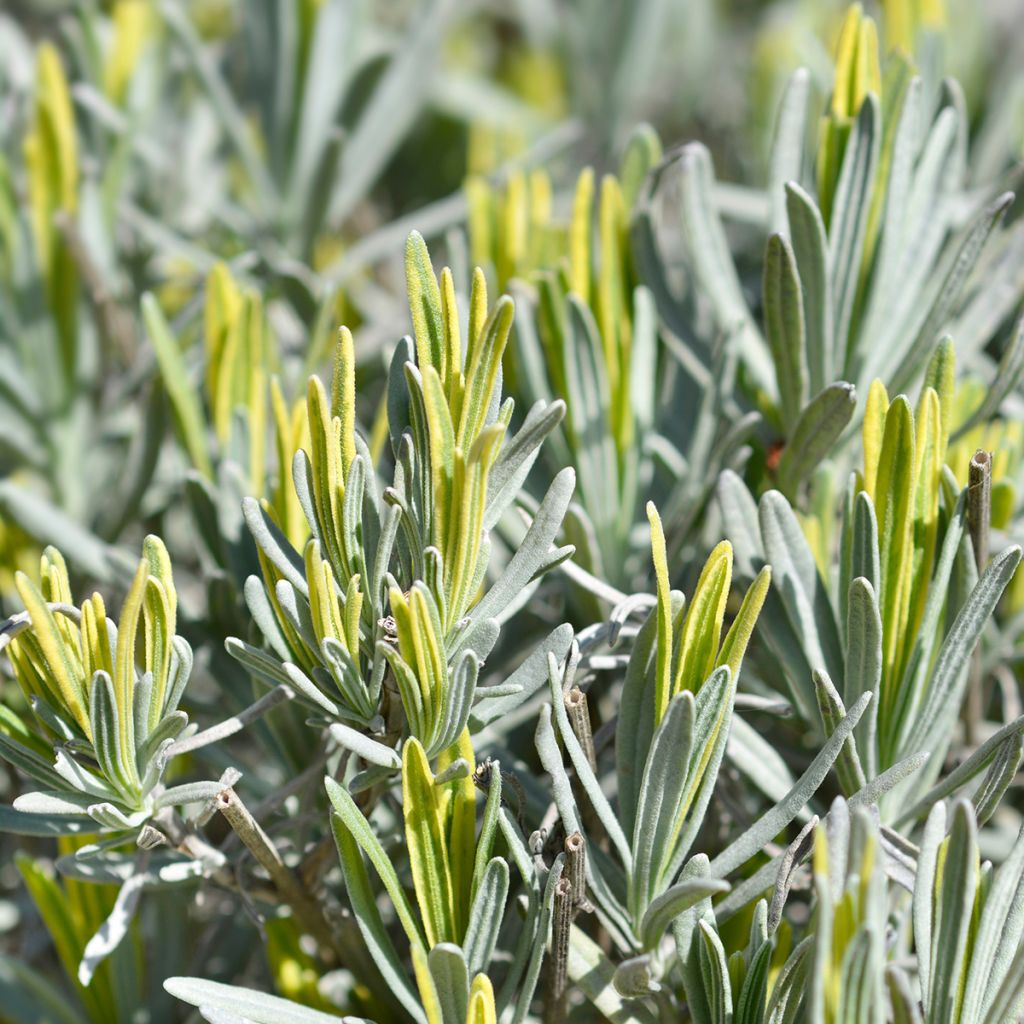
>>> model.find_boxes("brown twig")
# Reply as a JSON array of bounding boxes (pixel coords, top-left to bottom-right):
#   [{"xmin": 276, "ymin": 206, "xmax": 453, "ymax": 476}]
[
  {"xmin": 564, "ymin": 831, "xmax": 588, "ymax": 910},
  {"xmin": 566, "ymin": 687, "xmax": 597, "ymax": 771},
  {"xmin": 546, "ymin": 876, "xmax": 573, "ymax": 1024},
  {"xmin": 964, "ymin": 449, "xmax": 992, "ymax": 745},
  {"xmin": 216, "ymin": 786, "xmax": 338, "ymax": 964}
]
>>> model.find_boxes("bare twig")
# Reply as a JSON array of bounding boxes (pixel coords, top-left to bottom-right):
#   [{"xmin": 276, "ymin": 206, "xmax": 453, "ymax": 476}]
[
  {"xmin": 216, "ymin": 786, "xmax": 337, "ymax": 964},
  {"xmin": 566, "ymin": 687, "xmax": 597, "ymax": 771},
  {"xmin": 546, "ymin": 876, "xmax": 573, "ymax": 1024},
  {"xmin": 564, "ymin": 830, "xmax": 594, "ymax": 914},
  {"xmin": 965, "ymin": 449, "xmax": 992, "ymax": 745},
  {"xmin": 969, "ymin": 450, "xmax": 992, "ymax": 573}
]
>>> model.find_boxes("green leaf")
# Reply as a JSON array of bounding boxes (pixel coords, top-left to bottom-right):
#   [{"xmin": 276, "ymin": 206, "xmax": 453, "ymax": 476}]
[
  {"xmin": 777, "ymin": 382, "xmax": 856, "ymax": 496},
  {"xmin": 813, "ymin": 669, "xmax": 867, "ymax": 795},
  {"xmin": 638, "ymin": 877, "xmax": 729, "ymax": 952},
  {"xmin": 961, "ymin": 822, "xmax": 1024, "ymax": 1024},
  {"xmin": 763, "ymin": 232, "xmax": 808, "ymax": 432},
  {"xmin": 630, "ymin": 691, "xmax": 695, "ymax": 923},
  {"xmin": 898, "ymin": 714, "xmax": 1024, "ymax": 827},
  {"xmin": 675, "ymin": 144, "xmax": 772, "ymax": 390},
  {"xmin": 759, "ymin": 490, "xmax": 844, "ymax": 686},
  {"xmin": 928, "ymin": 801, "xmax": 978, "ymax": 1022},
  {"xmin": 330, "ymin": 1, "xmax": 454, "ymax": 224},
  {"xmin": 845, "ymin": 576, "xmax": 882, "ymax": 778},
  {"xmin": 906, "ymin": 544, "xmax": 1021, "ymax": 758},
  {"xmin": 452, "ymin": 468, "xmax": 575, "ymax": 654},
  {"xmin": 786, "ymin": 182, "xmax": 834, "ymax": 393},
  {"xmin": 164, "ymin": 977, "xmax": 370, "ymax": 1023},
  {"xmin": 890, "ymin": 191, "xmax": 1015, "ymax": 393},
  {"xmin": 464, "ymin": 857, "xmax": 509, "ymax": 977},
  {"xmin": 427, "ymin": 944, "xmax": 469, "ymax": 1024},
  {"xmin": 707, "ymin": 692, "xmax": 870, "ymax": 879},
  {"xmin": 829, "ymin": 93, "xmax": 880, "ymax": 372},
  {"xmin": 768, "ymin": 69, "xmax": 810, "ymax": 236},
  {"xmin": 325, "ymin": 776, "xmax": 424, "ymax": 946}
]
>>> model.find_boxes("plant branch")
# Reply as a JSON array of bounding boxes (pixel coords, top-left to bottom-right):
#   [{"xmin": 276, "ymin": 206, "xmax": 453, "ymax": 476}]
[
  {"xmin": 215, "ymin": 786, "xmax": 338, "ymax": 964},
  {"xmin": 965, "ymin": 449, "xmax": 992, "ymax": 745},
  {"xmin": 168, "ymin": 687, "xmax": 294, "ymax": 758}
]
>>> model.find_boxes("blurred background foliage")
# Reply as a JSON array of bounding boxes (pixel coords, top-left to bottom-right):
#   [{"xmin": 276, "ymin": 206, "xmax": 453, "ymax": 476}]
[{"xmin": 1, "ymin": 0, "xmax": 1024, "ymax": 1019}]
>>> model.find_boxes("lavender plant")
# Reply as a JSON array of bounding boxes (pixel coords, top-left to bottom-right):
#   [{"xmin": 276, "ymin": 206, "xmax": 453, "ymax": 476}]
[{"xmin": 1, "ymin": 3, "xmax": 1024, "ymax": 1024}]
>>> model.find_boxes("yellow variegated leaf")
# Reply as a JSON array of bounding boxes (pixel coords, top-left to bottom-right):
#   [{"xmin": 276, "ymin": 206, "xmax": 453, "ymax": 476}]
[
  {"xmin": 445, "ymin": 423, "xmax": 504, "ymax": 624},
  {"xmin": 569, "ymin": 167, "xmax": 594, "ymax": 302},
  {"xmin": 885, "ymin": 0, "xmax": 914, "ymax": 53},
  {"xmin": 673, "ymin": 541, "xmax": 733, "ymax": 697},
  {"xmin": 438, "ymin": 728, "xmax": 477, "ymax": 939},
  {"xmin": 465, "ymin": 176, "xmax": 492, "ymax": 272},
  {"xmin": 390, "ymin": 587, "xmax": 446, "ymax": 737},
  {"xmin": 114, "ymin": 557, "xmax": 149, "ymax": 753},
  {"xmin": 439, "ymin": 268, "xmax": 461, "ymax": 393},
  {"xmin": 27, "ymin": 43, "xmax": 78, "ymax": 230},
  {"xmin": 466, "ymin": 974, "xmax": 497, "ymax": 1024},
  {"xmin": 817, "ymin": 5, "xmax": 879, "ymax": 224},
  {"xmin": 922, "ymin": 337, "xmax": 955, "ymax": 465},
  {"xmin": 466, "ymin": 268, "xmax": 489, "ymax": 385},
  {"xmin": 204, "ymin": 263, "xmax": 243, "ymax": 439},
  {"xmin": 412, "ymin": 942, "xmax": 444, "ymax": 1024},
  {"xmin": 13, "ymin": 572, "xmax": 88, "ymax": 735},
  {"xmin": 343, "ymin": 575, "xmax": 362, "ymax": 658},
  {"xmin": 241, "ymin": 293, "xmax": 269, "ymax": 495},
  {"xmin": 920, "ymin": 0, "xmax": 945, "ymax": 28},
  {"xmin": 39, "ymin": 547, "xmax": 72, "ymax": 605},
  {"xmin": 81, "ymin": 593, "xmax": 112, "ymax": 682},
  {"xmin": 904, "ymin": 389, "xmax": 942, "ymax": 663},
  {"xmin": 270, "ymin": 377, "xmax": 310, "ymax": 549},
  {"xmin": 717, "ymin": 566, "xmax": 772, "ymax": 678},
  {"xmin": 143, "ymin": 535, "xmax": 176, "ymax": 631},
  {"xmin": 874, "ymin": 396, "xmax": 916, "ymax": 705},
  {"xmin": 25, "ymin": 43, "xmax": 78, "ymax": 370},
  {"xmin": 423, "ymin": 365, "xmax": 457, "ymax": 553},
  {"xmin": 104, "ymin": 0, "xmax": 152, "ymax": 104},
  {"xmin": 39, "ymin": 548, "xmax": 80, "ymax": 669},
  {"xmin": 458, "ymin": 296, "xmax": 513, "ymax": 451},
  {"xmin": 597, "ymin": 175, "xmax": 627, "ymax": 393},
  {"xmin": 307, "ymin": 374, "xmax": 346, "ymax": 571},
  {"xmin": 143, "ymin": 578, "xmax": 172, "ymax": 727},
  {"xmin": 305, "ymin": 539, "xmax": 343, "ymax": 647},
  {"xmin": 647, "ymin": 502, "xmax": 674, "ymax": 725},
  {"xmin": 406, "ymin": 231, "xmax": 445, "ymax": 374},
  {"xmin": 403, "ymin": 738, "xmax": 457, "ymax": 947},
  {"xmin": 862, "ymin": 379, "xmax": 890, "ymax": 499},
  {"xmin": 331, "ymin": 326, "xmax": 357, "ymax": 478},
  {"xmin": 498, "ymin": 169, "xmax": 526, "ymax": 286},
  {"xmin": 527, "ymin": 168, "xmax": 552, "ymax": 269},
  {"xmin": 832, "ymin": 5, "xmax": 880, "ymax": 120}
]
